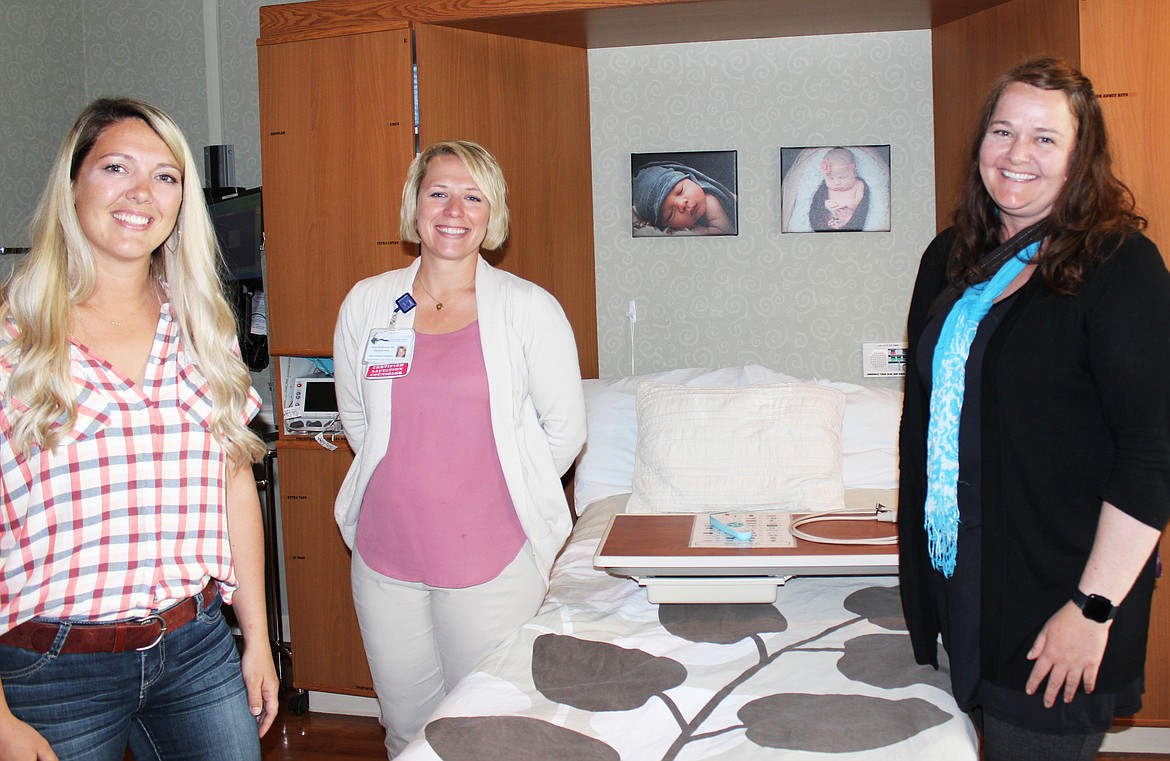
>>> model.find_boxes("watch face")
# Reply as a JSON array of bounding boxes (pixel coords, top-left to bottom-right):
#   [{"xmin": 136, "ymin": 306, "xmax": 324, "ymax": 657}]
[{"xmin": 1081, "ymin": 593, "xmax": 1115, "ymax": 623}]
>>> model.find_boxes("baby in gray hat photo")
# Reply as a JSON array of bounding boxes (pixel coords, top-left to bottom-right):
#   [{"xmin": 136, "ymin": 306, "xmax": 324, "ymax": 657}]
[{"xmin": 631, "ymin": 153, "xmax": 738, "ymax": 236}]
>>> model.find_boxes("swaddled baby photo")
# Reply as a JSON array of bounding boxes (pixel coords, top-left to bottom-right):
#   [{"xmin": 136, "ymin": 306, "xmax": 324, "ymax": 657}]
[{"xmin": 631, "ymin": 150, "xmax": 738, "ymax": 237}]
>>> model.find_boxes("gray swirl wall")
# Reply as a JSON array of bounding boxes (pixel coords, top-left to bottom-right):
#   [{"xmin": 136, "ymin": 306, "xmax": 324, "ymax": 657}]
[
  {"xmin": 589, "ymin": 32, "xmax": 935, "ymax": 385},
  {"xmin": 0, "ymin": 0, "xmax": 292, "ymax": 255}
]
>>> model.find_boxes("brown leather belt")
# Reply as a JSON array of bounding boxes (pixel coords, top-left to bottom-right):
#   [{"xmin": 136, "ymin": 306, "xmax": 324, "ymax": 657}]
[{"xmin": 0, "ymin": 581, "xmax": 218, "ymax": 654}]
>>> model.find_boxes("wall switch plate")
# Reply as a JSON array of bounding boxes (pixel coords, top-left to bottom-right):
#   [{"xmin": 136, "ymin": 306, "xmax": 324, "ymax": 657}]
[{"xmin": 862, "ymin": 342, "xmax": 907, "ymax": 377}]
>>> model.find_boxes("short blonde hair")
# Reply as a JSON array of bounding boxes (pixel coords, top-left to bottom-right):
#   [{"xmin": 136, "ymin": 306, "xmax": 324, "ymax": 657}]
[{"xmin": 399, "ymin": 140, "xmax": 510, "ymax": 251}]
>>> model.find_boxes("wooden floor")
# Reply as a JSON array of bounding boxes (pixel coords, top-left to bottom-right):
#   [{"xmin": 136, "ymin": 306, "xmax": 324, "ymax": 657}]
[
  {"xmin": 121, "ymin": 700, "xmax": 1168, "ymax": 760},
  {"xmin": 256, "ymin": 708, "xmax": 1170, "ymax": 761},
  {"xmin": 261, "ymin": 709, "xmax": 387, "ymax": 760}
]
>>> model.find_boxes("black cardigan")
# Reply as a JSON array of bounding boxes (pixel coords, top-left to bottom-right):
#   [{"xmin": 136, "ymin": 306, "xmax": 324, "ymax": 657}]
[{"xmin": 898, "ymin": 228, "xmax": 1170, "ymax": 692}]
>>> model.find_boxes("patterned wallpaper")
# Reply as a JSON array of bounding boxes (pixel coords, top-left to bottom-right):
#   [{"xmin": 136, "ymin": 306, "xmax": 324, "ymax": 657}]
[
  {"xmin": 0, "ymin": 0, "xmax": 84, "ymax": 252},
  {"xmin": 0, "ymin": 0, "xmax": 293, "ymax": 251},
  {"xmin": 81, "ymin": 0, "xmax": 210, "ymax": 155},
  {"xmin": 589, "ymin": 32, "xmax": 936, "ymax": 385},
  {"xmin": 217, "ymin": 0, "xmax": 304, "ymax": 189},
  {"xmin": 0, "ymin": 0, "xmax": 289, "ymax": 406}
]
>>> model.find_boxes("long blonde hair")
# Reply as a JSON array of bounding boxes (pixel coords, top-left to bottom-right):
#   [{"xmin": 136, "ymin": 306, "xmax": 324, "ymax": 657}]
[{"xmin": 0, "ymin": 97, "xmax": 264, "ymax": 465}]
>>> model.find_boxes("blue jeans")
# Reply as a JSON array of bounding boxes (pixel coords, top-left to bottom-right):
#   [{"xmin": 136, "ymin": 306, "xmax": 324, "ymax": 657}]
[{"xmin": 0, "ymin": 592, "xmax": 261, "ymax": 761}]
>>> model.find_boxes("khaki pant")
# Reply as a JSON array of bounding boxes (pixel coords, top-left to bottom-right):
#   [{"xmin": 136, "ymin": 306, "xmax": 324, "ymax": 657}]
[{"xmin": 350, "ymin": 544, "xmax": 544, "ymax": 757}]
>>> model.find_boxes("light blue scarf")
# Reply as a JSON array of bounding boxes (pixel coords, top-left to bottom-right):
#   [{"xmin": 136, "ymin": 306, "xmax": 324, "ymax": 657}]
[{"xmin": 924, "ymin": 238, "xmax": 1042, "ymax": 577}]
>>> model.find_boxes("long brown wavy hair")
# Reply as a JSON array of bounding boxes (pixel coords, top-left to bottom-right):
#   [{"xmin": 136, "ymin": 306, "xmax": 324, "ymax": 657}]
[{"xmin": 949, "ymin": 57, "xmax": 1145, "ymax": 295}]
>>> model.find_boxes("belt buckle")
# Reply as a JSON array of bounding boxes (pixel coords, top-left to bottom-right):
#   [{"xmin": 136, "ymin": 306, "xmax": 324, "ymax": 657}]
[{"xmin": 134, "ymin": 613, "xmax": 167, "ymax": 651}]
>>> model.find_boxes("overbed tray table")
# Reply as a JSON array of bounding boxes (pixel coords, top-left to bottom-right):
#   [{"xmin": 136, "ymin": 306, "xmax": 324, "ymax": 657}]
[{"xmin": 594, "ymin": 511, "xmax": 898, "ymax": 603}]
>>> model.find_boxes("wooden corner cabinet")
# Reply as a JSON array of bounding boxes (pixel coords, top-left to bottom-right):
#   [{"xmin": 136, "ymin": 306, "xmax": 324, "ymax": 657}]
[
  {"xmin": 274, "ymin": 441, "xmax": 372, "ymax": 695},
  {"xmin": 258, "ymin": 14, "xmax": 597, "ymax": 369}
]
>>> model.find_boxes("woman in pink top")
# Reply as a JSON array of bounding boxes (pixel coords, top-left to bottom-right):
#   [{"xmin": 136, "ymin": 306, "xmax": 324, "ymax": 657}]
[{"xmin": 333, "ymin": 141, "xmax": 586, "ymax": 756}]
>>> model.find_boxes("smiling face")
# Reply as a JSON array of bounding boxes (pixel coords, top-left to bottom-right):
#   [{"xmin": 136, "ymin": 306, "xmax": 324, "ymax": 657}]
[
  {"xmin": 658, "ymin": 178, "xmax": 707, "ymax": 230},
  {"xmin": 415, "ymin": 153, "xmax": 492, "ymax": 263},
  {"xmin": 979, "ymin": 82, "xmax": 1076, "ymax": 237},
  {"xmin": 71, "ymin": 118, "xmax": 182, "ymax": 269}
]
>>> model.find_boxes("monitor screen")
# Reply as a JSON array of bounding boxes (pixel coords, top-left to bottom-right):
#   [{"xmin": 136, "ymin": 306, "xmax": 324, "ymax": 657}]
[
  {"xmin": 209, "ymin": 187, "xmax": 263, "ymax": 283},
  {"xmin": 302, "ymin": 379, "xmax": 337, "ymax": 414}
]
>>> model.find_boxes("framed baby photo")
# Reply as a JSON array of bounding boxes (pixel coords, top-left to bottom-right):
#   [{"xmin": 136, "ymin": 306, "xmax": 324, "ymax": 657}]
[
  {"xmin": 631, "ymin": 150, "xmax": 738, "ymax": 237},
  {"xmin": 780, "ymin": 145, "xmax": 892, "ymax": 233}
]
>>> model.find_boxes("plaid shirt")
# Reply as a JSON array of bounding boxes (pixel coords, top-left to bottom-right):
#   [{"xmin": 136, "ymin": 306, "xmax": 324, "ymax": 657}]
[{"xmin": 0, "ymin": 303, "xmax": 260, "ymax": 635}]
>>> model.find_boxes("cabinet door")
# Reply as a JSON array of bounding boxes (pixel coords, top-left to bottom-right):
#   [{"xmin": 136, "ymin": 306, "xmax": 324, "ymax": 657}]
[
  {"xmin": 1141, "ymin": 531, "xmax": 1170, "ymax": 725},
  {"xmin": 1081, "ymin": 0, "xmax": 1170, "ymax": 726},
  {"xmin": 1080, "ymin": 0, "xmax": 1170, "ymax": 263},
  {"xmin": 414, "ymin": 24, "xmax": 598, "ymax": 377},
  {"xmin": 259, "ymin": 29, "xmax": 417, "ymax": 356},
  {"xmin": 277, "ymin": 443, "xmax": 373, "ymax": 696}
]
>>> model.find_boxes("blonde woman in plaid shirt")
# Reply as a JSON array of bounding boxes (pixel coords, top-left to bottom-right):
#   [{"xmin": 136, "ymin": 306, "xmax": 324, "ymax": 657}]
[{"xmin": 0, "ymin": 99, "xmax": 277, "ymax": 760}]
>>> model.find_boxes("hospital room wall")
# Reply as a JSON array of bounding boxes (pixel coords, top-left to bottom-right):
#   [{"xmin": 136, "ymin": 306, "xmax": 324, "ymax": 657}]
[
  {"xmin": 588, "ymin": 31, "xmax": 936, "ymax": 384},
  {"xmin": 0, "ymin": 0, "xmax": 306, "ymax": 251},
  {"xmin": 0, "ymin": 0, "xmax": 301, "ymax": 416}
]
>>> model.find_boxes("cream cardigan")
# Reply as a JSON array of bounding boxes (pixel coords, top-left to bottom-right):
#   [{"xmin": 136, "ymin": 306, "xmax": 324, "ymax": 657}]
[{"xmin": 332, "ymin": 256, "xmax": 586, "ymax": 582}]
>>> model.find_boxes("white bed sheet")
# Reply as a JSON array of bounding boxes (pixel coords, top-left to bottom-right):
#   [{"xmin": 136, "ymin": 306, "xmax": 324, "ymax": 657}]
[{"xmin": 398, "ymin": 496, "xmax": 978, "ymax": 761}]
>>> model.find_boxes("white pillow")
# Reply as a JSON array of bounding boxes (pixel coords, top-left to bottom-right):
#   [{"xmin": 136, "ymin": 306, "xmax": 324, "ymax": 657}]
[
  {"xmin": 573, "ymin": 367, "xmax": 744, "ymax": 513},
  {"xmin": 572, "ymin": 365, "xmax": 903, "ymax": 512},
  {"xmin": 625, "ymin": 382, "xmax": 847, "ymax": 514},
  {"xmin": 816, "ymin": 379, "xmax": 903, "ymax": 489}
]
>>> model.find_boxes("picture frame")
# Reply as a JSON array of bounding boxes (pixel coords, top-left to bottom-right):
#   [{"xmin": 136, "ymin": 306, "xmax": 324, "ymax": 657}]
[
  {"xmin": 631, "ymin": 150, "xmax": 738, "ymax": 237},
  {"xmin": 780, "ymin": 145, "xmax": 891, "ymax": 233}
]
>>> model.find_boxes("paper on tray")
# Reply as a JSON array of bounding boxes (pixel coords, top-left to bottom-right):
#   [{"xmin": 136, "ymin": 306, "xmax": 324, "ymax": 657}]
[{"xmin": 688, "ymin": 512, "xmax": 798, "ymax": 549}]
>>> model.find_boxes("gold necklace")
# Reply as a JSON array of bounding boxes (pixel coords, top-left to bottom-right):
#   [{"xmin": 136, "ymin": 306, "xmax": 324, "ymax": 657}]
[{"xmin": 415, "ymin": 275, "xmax": 474, "ymax": 311}]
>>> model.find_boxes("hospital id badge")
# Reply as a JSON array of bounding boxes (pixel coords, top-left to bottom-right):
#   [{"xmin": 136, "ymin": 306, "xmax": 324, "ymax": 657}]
[{"xmin": 363, "ymin": 328, "xmax": 414, "ymax": 379}]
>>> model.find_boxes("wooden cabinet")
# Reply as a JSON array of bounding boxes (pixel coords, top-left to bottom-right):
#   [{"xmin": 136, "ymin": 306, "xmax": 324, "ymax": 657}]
[
  {"xmin": 257, "ymin": 7, "xmax": 595, "ymax": 698},
  {"xmin": 258, "ymin": 26, "xmax": 416, "ymax": 356},
  {"xmin": 1145, "ymin": 531, "xmax": 1170, "ymax": 727},
  {"xmin": 258, "ymin": 25, "xmax": 414, "ymax": 697},
  {"xmin": 276, "ymin": 442, "xmax": 373, "ymax": 696},
  {"xmin": 1081, "ymin": 2, "xmax": 1170, "ymax": 724},
  {"xmin": 932, "ymin": 0, "xmax": 1170, "ymax": 726},
  {"xmin": 1079, "ymin": 0, "xmax": 1169, "ymax": 263},
  {"xmin": 258, "ymin": 15, "xmax": 597, "ymax": 373}
]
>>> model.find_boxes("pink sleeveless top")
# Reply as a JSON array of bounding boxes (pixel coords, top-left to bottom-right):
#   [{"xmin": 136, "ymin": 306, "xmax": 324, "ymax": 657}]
[{"xmin": 355, "ymin": 321, "xmax": 525, "ymax": 587}]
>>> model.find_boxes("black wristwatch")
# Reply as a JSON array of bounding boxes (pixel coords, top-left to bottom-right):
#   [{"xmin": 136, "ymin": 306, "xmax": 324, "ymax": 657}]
[{"xmin": 1072, "ymin": 589, "xmax": 1117, "ymax": 623}]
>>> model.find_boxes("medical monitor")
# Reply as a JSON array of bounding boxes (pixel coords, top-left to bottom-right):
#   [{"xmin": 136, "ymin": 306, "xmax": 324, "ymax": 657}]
[{"xmin": 209, "ymin": 187, "xmax": 263, "ymax": 284}]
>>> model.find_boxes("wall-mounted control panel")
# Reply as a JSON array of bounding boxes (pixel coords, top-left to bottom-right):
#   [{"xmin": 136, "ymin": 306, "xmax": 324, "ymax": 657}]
[{"xmin": 862, "ymin": 342, "xmax": 907, "ymax": 378}]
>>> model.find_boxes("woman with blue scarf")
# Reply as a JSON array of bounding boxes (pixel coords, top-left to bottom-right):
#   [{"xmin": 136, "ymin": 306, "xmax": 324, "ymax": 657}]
[{"xmin": 898, "ymin": 58, "xmax": 1170, "ymax": 760}]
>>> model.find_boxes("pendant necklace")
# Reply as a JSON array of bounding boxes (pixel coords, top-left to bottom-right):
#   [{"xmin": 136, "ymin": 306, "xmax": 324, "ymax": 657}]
[{"xmin": 416, "ymin": 275, "xmax": 475, "ymax": 311}]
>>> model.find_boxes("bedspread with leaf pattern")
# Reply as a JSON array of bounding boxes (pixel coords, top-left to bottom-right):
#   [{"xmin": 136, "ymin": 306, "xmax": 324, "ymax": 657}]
[{"xmin": 398, "ymin": 497, "xmax": 977, "ymax": 760}]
